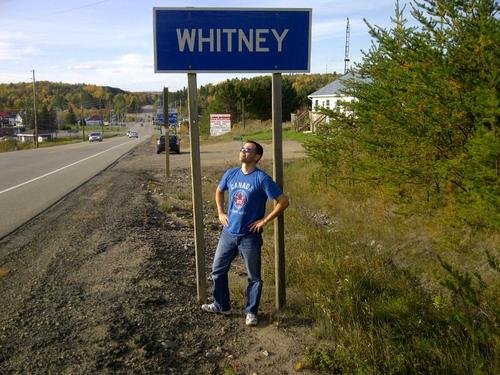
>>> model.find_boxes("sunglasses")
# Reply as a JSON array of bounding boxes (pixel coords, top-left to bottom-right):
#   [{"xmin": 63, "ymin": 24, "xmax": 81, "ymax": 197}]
[{"xmin": 240, "ymin": 147, "xmax": 256, "ymax": 153}]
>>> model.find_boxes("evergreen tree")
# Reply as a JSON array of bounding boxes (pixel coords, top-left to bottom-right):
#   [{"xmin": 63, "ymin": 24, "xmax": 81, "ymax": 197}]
[{"xmin": 307, "ymin": 0, "xmax": 499, "ymax": 228}]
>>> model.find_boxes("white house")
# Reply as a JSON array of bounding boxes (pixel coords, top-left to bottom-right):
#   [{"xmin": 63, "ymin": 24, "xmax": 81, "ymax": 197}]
[
  {"xmin": 302, "ymin": 72, "xmax": 370, "ymax": 132},
  {"xmin": 308, "ymin": 71, "xmax": 360, "ymax": 114},
  {"xmin": 85, "ymin": 116, "xmax": 103, "ymax": 126},
  {"xmin": 10, "ymin": 114, "xmax": 23, "ymax": 126}
]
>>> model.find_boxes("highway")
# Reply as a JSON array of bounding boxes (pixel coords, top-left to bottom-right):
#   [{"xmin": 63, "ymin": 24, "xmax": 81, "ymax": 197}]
[{"xmin": 0, "ymin": 116, "xmax": 153, "ymax": 239}]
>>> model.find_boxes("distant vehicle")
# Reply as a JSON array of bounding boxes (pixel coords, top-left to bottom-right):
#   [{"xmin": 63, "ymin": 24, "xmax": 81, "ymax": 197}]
[
  {"xmin": 128, "ymin": 131, "xmax": 139, "ymax": 138},
  {"xmin": 88, "ymin": 132, "xmax": 103, "ymax": 142},
  {"xmin": 157, "ymin": 134, "xmax": 180, "ymax": 154}
]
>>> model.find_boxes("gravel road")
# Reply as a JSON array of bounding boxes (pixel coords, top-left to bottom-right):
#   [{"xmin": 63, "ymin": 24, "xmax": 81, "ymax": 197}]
[{"xmin": 0, "ymin": 138, "xmax": 310, "ymax": 374}]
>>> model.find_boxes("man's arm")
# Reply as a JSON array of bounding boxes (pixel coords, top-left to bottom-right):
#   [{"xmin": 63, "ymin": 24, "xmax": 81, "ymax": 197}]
[
  {"xmin": 248, "ymin": 194, "xmax": 289, "ymax": 233},
  {"xmin": 215, "ymin": 186, "xmax": 229, "ymax": 227}
]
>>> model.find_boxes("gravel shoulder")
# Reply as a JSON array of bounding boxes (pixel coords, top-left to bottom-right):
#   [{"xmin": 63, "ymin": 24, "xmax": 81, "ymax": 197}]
[{"xmin": 0, "ymin": 138, "xmax": 314, "ymax": 374}]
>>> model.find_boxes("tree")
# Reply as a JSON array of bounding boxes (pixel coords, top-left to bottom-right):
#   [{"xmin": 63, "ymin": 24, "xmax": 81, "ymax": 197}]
[
  {"xmin": 307, "ymin": 0, "xmax": 499, "ymax": 227},
  {"xmin": 65, "ymin": 106, "xmax": 77, "ymax": 125}
]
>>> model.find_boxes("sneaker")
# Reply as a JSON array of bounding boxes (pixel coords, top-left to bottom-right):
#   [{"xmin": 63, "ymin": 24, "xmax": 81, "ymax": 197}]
[
  {"xmin": 201, "ymin": 303, "xmax": 231, "ymax": 315},
  {"xmin": 245, "ymin": 313, "xmax": 258, "ymax": 326}
]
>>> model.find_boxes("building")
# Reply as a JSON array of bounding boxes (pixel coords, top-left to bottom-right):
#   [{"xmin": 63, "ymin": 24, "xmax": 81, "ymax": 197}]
[
  {"xmin": 292, "ymin": 72, "xmax": 369, "ymax": 132},
  {"xmin": 85, "ymin": 116, "xmax": 104, "ymax": 126},
  {"xmin": 308, "ymin": 71, "xmax": 362, "ymax": 114}
]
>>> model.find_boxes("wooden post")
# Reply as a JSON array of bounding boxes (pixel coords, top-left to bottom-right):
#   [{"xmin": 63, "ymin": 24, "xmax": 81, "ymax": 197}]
[
  {"xmin": 272, "ymin": 73, "xmax": 286, "ymax": 310},
  {"xmin": 187, "ymin": 73, "xmax": 207, "ymax": 303},
  {"xmin": 163, "ymin": 87, "xmax": 170, "ymax": 177}
]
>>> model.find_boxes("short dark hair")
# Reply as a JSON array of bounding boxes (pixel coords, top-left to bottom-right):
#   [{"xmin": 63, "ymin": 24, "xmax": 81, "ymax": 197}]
[{"xmin": 246, "ymin": 140, "xmax": 263, "ymax": 158}]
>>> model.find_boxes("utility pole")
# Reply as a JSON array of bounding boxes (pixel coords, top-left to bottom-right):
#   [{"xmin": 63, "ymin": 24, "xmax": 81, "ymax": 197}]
[
  {"xmin": 100, "ymin": 99, "xmax": 104, "ymax": 136},
  {"xmin": 31, "ymin": 69, "xmax": 38, "ymax": 148},
  {"xmin": 241, "ymin": 98, "xmax": 246, "ymax": 130},
  {"xmin": 163, "ymin": 87, "xmax": 170, "ymax": 177},
  {"xmin": 80, "ymin": 92, "xmax": 85, "ymax": 141}
]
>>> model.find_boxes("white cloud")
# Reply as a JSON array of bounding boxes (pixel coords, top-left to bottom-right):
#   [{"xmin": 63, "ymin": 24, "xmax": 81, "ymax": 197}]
[{"xmin": 0, "ymin": 31, "xmax": 40, "ymax": 60}]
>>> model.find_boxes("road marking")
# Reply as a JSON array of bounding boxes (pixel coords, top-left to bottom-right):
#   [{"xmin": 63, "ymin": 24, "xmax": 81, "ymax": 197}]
[{"xmin": 0, "ymin": 140, "xmax": 135, "ymax": 195}]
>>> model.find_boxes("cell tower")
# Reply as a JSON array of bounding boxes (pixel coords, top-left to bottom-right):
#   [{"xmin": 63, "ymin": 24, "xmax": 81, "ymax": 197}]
[{"xmin": 344, "ymin": 17, "xmax": 350, "ymax": 74}]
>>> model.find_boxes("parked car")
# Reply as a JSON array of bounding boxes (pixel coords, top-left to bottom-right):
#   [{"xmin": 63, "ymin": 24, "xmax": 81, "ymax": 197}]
[
  {"xmin": 128, "ymin": 131, "xmax": 138, "ymax": 138},
  {"xmin": 88, "ymin": 132, "xmax": 103, "ymax": 142},
  {"xmin": 157, "ymin": 134, "xmax": 180, "ymax": 154}
]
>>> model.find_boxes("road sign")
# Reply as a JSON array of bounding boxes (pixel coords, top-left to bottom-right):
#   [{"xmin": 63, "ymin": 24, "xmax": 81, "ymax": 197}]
[
  {"xmin": 157, "ymin": 112, "xmax": 164, "ymax": 125},
  {"xmin": 154, "ymin": 8, "xmax": 311, "ymax": 72},
  {"xmin": 168, "ymin": 112, "xmax": 178, "ymax": 125}
]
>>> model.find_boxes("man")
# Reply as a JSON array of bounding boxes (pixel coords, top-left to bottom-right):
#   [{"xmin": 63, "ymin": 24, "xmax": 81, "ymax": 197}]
[{"xmin": 202, "ymin": 141, "xmax": 289, "ymax": 326}]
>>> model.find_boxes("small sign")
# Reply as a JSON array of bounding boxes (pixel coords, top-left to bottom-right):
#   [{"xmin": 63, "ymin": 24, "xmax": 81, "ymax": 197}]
[
  {"xmin": 157, "ymin": 112, "xmax": 164, "ymax": 125},
  {"xmin": 154, "ymin": 8, "xmax": 311, "ymax": 72},
  {"xmin": 168, "ymin": 112, "xmax": 178, "ymax": 125},
  {"xmin": 210, "ymin": 114, "xmax": 231, "ymax": 136}
]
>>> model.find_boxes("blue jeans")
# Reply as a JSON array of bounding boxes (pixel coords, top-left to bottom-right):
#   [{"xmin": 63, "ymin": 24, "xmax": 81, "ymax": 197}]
[{"xmin": 211, "ymin": 230, "xmax": 263, "ymax": 315}]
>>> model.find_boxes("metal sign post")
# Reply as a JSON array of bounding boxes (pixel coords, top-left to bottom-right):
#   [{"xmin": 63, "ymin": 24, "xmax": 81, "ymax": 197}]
[
  {"xmin": 188, "ymin": 73, "xmax": 207, "ymax": 303},
  {"xmin": 163, "ymin": 87, "xmax": 170, "ymax": 177}
]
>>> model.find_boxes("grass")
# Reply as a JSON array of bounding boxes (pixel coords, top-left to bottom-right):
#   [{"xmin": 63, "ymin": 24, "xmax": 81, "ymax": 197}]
[
  {"xmin": 279, "ymin": 158, "xmax": 499, "ymax": 374},
  {"xmin": 199, "ymin": 119, "xmax": 314, "ymax": 144},
  {"xmin": 0, "ymin": 129, "xmax": 126, "ymax": 153},
  {"xmin": 160, "ymin": 127, "xmax": 499, "ymax": 374}
]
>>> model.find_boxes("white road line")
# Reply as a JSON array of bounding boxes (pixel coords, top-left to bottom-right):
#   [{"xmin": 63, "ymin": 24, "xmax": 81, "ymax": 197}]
[{"xmin": 0, "ymin": 140, "xmax": 135, "ymax": 195}]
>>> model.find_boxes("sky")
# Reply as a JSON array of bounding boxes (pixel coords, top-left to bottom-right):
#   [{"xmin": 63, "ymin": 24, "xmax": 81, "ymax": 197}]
[{"xmin": 0, "ymin": 0, "xmax": 409, "ymax": 92}]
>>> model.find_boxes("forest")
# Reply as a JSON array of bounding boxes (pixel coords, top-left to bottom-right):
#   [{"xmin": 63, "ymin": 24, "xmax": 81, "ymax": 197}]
[{"xmin": 0, "ymin": 82, "xmax": 157, "ymax": 129}]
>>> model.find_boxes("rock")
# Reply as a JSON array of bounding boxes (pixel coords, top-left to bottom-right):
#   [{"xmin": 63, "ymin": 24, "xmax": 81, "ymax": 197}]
[
  {"xmin": 160, "ymin": 340, "xmax": 176, "ymax": 350},
  {"xmin": 262, "ymin": 350, "xmax": 270, "ymax": 357},
  {"xmin": 205, "ymin": 351, "xmax": 218, "ymax": 360}
]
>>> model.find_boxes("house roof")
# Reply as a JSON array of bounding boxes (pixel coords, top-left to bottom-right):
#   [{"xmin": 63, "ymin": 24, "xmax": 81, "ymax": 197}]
[{"xmin": 308, "ymin": 72, "xmax": 370, "ymax": 98}]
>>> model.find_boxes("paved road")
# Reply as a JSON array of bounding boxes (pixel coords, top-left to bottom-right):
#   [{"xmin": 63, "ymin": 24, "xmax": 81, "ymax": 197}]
[{"xmin": 0, "ymin": 117, "xmax": 152, "ymax": 239}]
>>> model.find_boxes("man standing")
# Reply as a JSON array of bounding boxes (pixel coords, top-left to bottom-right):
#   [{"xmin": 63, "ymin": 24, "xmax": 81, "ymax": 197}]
[{"xmin": 202, "ymin": 141, "xmax": 289, "ymax": 326}]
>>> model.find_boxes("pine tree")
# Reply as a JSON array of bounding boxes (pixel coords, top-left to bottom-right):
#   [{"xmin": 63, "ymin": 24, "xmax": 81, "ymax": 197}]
[{"xmin": 308, "ymin": 0, "xmax": 499, "ymax": 228}]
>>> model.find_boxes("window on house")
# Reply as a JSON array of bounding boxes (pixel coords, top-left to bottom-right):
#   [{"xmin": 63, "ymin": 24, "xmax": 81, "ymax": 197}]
[
  {"xmin": 326, "ymin": 99, "xmax": 330, "ymax": 108},
  {"xmin": 315, "ymin": 100, "xmax": 318, "ymax": 108}
]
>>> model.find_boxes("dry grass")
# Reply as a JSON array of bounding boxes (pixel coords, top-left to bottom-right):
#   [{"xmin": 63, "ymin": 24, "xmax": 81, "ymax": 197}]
[{"xmin": 192, "ymin": 153, "xmax": 499, "ymax": 374}]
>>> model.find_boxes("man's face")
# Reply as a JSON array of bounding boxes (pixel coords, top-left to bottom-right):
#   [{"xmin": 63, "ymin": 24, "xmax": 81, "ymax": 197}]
[{"xmin": 239, "ymin": 143, "xmax": 260, "ymax": 164}]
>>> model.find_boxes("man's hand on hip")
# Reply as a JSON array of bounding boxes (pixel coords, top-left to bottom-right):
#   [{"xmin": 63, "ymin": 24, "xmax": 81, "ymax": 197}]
[{"xmin": 249, "ymin": 219, "xmax": 266, "ymax": 233}]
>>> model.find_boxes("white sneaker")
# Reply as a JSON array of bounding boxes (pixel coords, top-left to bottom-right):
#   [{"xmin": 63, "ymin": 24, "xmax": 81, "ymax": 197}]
[
  {"xmin": 245, "ymin": 313, "xmax": 258, "ymax": 326},
  {"xmin": 201, "ymin": 303, "xmax": 231, "ymax": 315}
]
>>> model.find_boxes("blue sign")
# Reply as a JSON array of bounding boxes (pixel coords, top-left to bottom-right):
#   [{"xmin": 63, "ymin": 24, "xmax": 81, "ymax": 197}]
[
  {"xmin": 168, "ymin": 113, "xmax": 178, "ymax": 125},
  {"xmin": 157, "ymin": 113, "xmax": 164, "ymax": 125},
  {"xmin": 154, "ymin": 8, "xmax": 311, "ymax": 72}
]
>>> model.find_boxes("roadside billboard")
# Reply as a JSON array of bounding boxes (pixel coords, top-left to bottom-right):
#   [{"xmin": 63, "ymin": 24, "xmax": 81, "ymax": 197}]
[{"xmin": 210, "ymin": 114, "xmax": 231, "ymax": 136}]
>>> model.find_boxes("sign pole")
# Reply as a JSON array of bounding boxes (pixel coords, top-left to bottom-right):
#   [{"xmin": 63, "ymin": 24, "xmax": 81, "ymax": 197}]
[
  {"xmin": 163, "ymin": 87, "xmax": 170, "ymax": 177},
  {"xmin": 272, "ymin": 72, "xmax": 286, "ymax": 310},
  {"xmin": 187, "ymin": 73, "xmax": 207, "ymax": 303}
]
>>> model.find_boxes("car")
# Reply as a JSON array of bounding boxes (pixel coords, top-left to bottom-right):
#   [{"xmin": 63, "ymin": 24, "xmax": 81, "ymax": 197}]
[
  {"xmin": 128, "ymin": 131, "xmax": 139, "ymax": 138},
  {"xmin": 88, "ymin": 132, "xmax": 103, "ymax": 142},
  {"xmin": 157, "ymin": 134, "xmax": 180, "ymax": 154}
]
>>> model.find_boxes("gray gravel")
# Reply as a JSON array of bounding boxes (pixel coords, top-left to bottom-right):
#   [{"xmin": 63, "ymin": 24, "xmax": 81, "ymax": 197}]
[{"xmin": 0, "ymin": 141, "xmax": 245, "ymax": 374}]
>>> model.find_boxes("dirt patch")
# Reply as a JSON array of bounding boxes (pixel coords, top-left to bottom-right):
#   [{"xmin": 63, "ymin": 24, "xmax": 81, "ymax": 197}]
[{"xmin": 0, "ymin": 140, "xmax": 314, "ymax": 374}]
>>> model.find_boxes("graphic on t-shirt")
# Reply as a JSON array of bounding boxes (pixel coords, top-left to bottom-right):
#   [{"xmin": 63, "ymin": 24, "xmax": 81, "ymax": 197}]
[{"xmin": 233, "ymin": 190, "xmax": 247, "ymax": 209}]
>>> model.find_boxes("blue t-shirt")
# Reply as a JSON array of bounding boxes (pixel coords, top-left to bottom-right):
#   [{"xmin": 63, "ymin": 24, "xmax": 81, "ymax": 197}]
[{"xmin": 218, "ymin": 167, "xmax": 283, "ymax": 236}]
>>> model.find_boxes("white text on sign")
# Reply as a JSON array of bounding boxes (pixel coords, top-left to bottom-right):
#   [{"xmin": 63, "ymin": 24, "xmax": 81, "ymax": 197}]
[{"xmin": 176, "ymin": 28, "xmax": 290, "ymax": 53}]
